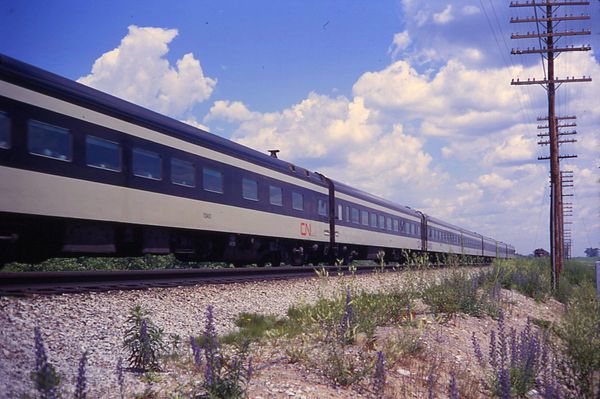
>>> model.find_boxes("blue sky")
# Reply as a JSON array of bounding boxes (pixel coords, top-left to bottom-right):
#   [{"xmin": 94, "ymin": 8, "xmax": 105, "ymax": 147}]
[{"xmin": 2, "ymin": 1, "xmax": 599, "ymax": 255}]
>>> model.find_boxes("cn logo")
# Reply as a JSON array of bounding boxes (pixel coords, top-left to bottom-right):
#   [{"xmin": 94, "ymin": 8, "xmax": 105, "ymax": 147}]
[{"xmin": 300, "ymin": 222, "xmax": 313, "ymax": 237}]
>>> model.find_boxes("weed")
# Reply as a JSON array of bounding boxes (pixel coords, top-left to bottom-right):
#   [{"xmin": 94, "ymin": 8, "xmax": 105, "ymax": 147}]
[
  {"xmin": 379, "ymin": 327, "xmax": 422, "ymax": 366},
  {"xmin": 31, "ymin": 327, "xmax": 61, "ymax": 399},
  {"xmin": 221, "ymin": 313, "xmax": 285, "ymax": 345},
  {"xmin": 197, "ymin": 305, "xmax": 253, "ymax": 399},
  {"xmin": 123, "ymin": 305, "xmax": 165, "ymax": 372},
  {"xmin": 555, "ymin": 283, "xmax": 600, "ymax": 398},
  {"xmin": 322, "ymin": 343, "xmax": 371, "ymax": 387},
  {"xmin": 473, "ymin": 313, "xmax": 553, "ymax": 398},
  {"xmin": 337, "ymin": 287, "xmax": 356, "ymax": 344},
  {"xmin": 372, "ymin": 351, "xmax": 386, "ymax": 398},
  {"xmin": 421, "ymin": 270, "xmax": 499, "ymax": 319},
  {"xmin": 116, "ymin": 357, "xmax": 125, "ymax": 399},
  {"xmin": 73, "ymin": 351, "xmax": 88, "ymax": 399},
  {"xmin": 285, "ymin": 345, "xmax": 308, "ymax": 364}
]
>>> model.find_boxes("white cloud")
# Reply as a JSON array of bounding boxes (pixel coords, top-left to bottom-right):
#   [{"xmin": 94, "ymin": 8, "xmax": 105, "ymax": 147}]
[
  {"xmin": 462, "ymin": 5, "xmax": 480, "ymax": 15},
  {"xmin": 206, "ymin": 93, "xmax": 382, "ymax": 161},
  {"xmin": 433, "ymin": 5, "xmax": 454, "ymax": 25},
  {"xmin": 478, "ymin": 173, "xmax": 514, "ymax": 190},
  {"xmin": 389, "ymin": 31, "xmax": 411, "ymax": 59},
  {"xmin": 206, "ymin": 100, "xmax": 257, "ymax": 123},
  {"xmin": 181, "ymin": 117, "xmax": 210, "ymax": 131},
  {"xmin": 78, "ymin": 25, "xmax": 216, "ymax": 117}
]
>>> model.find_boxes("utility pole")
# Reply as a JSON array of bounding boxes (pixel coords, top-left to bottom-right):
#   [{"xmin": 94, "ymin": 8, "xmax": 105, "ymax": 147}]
[
  {"xmin": 561, "ymin": 170, "xmax": 574, "ymax": 259},
  {"xmin": 510, "ymin": 0, "xmax": 591, "ymax": 290}
]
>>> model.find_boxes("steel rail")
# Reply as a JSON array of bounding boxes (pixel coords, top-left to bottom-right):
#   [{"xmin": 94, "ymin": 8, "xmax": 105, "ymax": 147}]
[{"xmin": 0, "ymin": 263, "xmax": 490, "ymax": 296}]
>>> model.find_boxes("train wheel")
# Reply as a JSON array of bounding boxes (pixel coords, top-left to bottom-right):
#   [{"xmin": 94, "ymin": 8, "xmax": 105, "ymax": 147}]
[{"xmin": 290, "ymin": 246, "xmax": 305, "ymax": 266}]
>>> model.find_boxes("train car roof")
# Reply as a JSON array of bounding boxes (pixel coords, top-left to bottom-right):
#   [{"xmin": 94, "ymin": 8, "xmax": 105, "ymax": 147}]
[
  {"xmin": 426, "ymin": 215, "xmax": 483, "ymax": 238},
  {"xmin": 0, "ymin": 54, "xmax": 327, "ymax": 188},
  {"xmin": 331, "ymin": 179, "xmax": 421, "ymax": 218}
]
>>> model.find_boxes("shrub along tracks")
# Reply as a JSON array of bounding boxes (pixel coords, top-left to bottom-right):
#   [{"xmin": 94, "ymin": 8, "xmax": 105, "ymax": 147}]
[{"xmin": 0, "ymin": 263, "xmax": 488, "ymax": 296}]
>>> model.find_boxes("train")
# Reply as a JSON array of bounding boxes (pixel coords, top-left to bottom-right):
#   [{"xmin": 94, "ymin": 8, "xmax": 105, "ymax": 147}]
[{"xmin": 0, "ymin": 54, "xmax": 515, "ymax": 266}]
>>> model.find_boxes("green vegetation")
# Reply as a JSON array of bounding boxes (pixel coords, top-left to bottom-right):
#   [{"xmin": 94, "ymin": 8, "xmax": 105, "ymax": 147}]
[
  {"xmin": 2, "ymin": 254, "xmax": 231, "ymax": 272},
  {"xmin": 123, "ymin": 305, "xmax": 166, "ymax": 372},
  {"xmin": 421, "ymin": 269, "xmax": 502, "ymax": 319},
  {"xmin": 556, "ymin": 283, "xmax": 600, "ymax": 398}
]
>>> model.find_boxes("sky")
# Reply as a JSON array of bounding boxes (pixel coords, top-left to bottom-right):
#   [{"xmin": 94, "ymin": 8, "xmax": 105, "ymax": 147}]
[{"xmin": 1, "ymin": 0, "xmax": 599, "ymax": 256}]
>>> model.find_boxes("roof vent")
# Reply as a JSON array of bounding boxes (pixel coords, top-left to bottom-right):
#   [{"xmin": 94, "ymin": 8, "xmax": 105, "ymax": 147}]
[{"xmin": 268, "ymin": 149, "xmax": 280, "ymax": 158}]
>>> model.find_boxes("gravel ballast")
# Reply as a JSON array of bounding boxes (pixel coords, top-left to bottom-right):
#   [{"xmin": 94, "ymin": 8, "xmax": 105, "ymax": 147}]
[{"xmin": 0, "ymin": 267, "xmax": 469, "ymax": 398}]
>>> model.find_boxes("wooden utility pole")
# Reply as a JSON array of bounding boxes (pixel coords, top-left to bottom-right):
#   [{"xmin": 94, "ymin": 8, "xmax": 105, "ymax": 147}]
[{"xmin": 510, "ymin": 0, "xmax": 591, "ymax": 290}]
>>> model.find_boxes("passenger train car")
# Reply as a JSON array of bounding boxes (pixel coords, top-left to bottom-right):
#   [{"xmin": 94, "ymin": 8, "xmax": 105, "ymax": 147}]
[{"xmin": 0, "ymin": 54, "xmax": 515, "ymax": 265}]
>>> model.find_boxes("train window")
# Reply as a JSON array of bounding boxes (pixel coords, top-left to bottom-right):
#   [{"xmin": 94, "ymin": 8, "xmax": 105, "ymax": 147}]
[
  {"xmin": 86, "ymin": 136, "xmax": 121, "ymax": 172},
  {"xmin": 0, "ymin": 111, "xmax": 9, "ymax": 149},
  {"xmin": 133, "ymin": 148, "xmax": 162, "ymax": 180},
  {"xmin": 269, "ymin": 185, "xmax": 282, "ymax": 206},
  {"xmin": 337, "ymin": 204, "xmax": 343, "ymax": 220},
  {"xmin": 378, "ymin": 215, "xmax": 385, "ymax": 229},
  {"xmin": 393, "ymin": 219, "xmax": 399, "ymax": 232},
  {"xmin": 171, "ymin": 158, "xmax": 195, "ymax": 187},
  {"xmin": 370, "ymin": 213, "xmax": 377, "ymax": 228},
  {"xmin": 292, "ymin": 192, "xmax": 304, "ymax": 211},
  {"xmin": 351, "ymin": 208, "xmax": 360, "ymax": 224},
  {"xmin": 361, "ymin": 210, "xmax": 369, "ymax": 226},
  {"xmin": 345, "ymin": 206, "xmax": 350, "ymax": 222},
  {"xmin": 386, "ymin": 217, "xmax": 392, "ymax": 231},
  {"xmin": 318, "ymin": 199, "xmax": 328, "ymax": 216},
  {"xmin": 27, "ymin": 119, "xmax": 72, "ymax": 161},
  {"xmin": 242, "ymin": 178, "xmax": 258, "ymax": 201},
  {"xmin": 203, "ymin": 168, "xmax": 223, "ymax": 193}
]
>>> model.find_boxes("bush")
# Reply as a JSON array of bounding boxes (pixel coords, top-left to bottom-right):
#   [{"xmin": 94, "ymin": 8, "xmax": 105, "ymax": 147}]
[
  {"xmin": 31, "ymin": 327, "xmax": 61, "ymax": 399},
  {"xmin": 555, "ymin": 283, "xmax": 600, "ymax": 398},
  {"xmin": 555, "ymin": 260, "xmax": 597, "ymax": 303},
  {"xmin": 487, "ymin": 258, "xmax": 551, "ymax": 301},
  {"xmin": 421, "ymin": 269, "xmax": 500, "ymax": 318},
  {"xmin": 286, "ymin": 287, "xmax": 412, "ymax": 340}
]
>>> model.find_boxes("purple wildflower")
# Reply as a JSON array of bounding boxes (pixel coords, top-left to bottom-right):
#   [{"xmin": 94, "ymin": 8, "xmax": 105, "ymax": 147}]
[
  {"xmin": 74, "ymin": 351, "xmax": 88, "ymax": 399},
  {"xmin": 489, "ymin": 330, "xmax": 498, "ymax": 370},
  {"xmin": 539, "ymin": 357, "xmax": 561, "ymax": 399},
  {"xmin": 190, "ymin": 336, "xmax": 202, "ymax": 366},
  {"xmin": 116, "ymin": 357, "xmax": 124, "ymax": 399},
  {"xmin": 203, "ymin": 305, "xmax": 220, "ymax": 386},
  {"xmin": 373, "ymin": 351, "xmax": 386, "ymax": 398},
  {"xmin": 510, "ymin": 328, "xmax": 518, "ymax": 367},
  {"xmin": 139, "ymin": 319, "xmax": 153, "ymax": 369},
  {"xmin": 471, "ymin": 332, "xmax": 484, "ymax": 365},
  {"xmin": 32, "ymin": 327, "xmax": 60, "ymax": 399},
  {"xmin": 498, "ymin": 312, "xmax": 508, "ymax": 368},
  {"xmin": 338, "ymin": 287, "xmax": 354, "ymax": 342},
  {"xmin": 448, "ymin": 372, "xmax": 459, "ymax": 399},
  {"xmin": 427, "ymin": 367, "xmax": 435, "ymax": 399},
  {"xmin": 247, "ymin": 357, "xmax": 253, "ymax": 381},
  {"xmin": 498, "ymin": 367, "xmax": 511, "ymax": 399}
]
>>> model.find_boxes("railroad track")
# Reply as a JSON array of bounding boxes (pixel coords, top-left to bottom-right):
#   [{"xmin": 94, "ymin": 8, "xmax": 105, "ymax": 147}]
[{"xmin": 0, "ymin": 263, "xmax": 489, "ymax": 296}]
